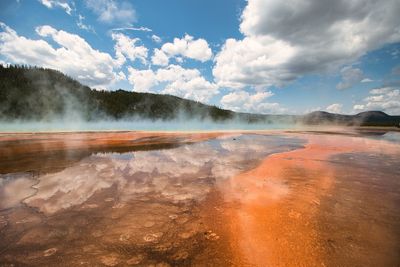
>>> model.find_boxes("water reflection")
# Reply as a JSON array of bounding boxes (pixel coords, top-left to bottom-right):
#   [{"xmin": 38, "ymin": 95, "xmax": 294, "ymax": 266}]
[
  {"xmin": 0, "ymin": 134, "xmax": 303, "ymax": 266},
  {"xmin": 1, "ymin": 135, "xmax": 295, "ymax": 214},
  {"xmin": 381, "ymin": 131, "xmax": 400, "ymax": 143},
  {"xmin": 0, "ymin": 131, "xmax": 399, "ymax": 266}
]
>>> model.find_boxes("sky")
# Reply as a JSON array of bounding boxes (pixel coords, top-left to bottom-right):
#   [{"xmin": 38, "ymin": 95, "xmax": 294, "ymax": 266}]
[{"xmin": 0, "ymin": 0, "xmax": 399, "ymax": 115}]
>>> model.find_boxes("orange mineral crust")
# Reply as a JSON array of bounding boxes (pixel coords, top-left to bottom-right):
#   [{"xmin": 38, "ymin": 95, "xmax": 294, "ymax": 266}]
[
  {"xmin": 219, "ymin": 133, "xmax": 400, "ymax": 266},
  {"xmin": 0, "ymin": 131, "xmax": 399, "ymax": 266},
  {"xmin": 0, "ymin": 131, "xmax": 225, "ymax": 173}
]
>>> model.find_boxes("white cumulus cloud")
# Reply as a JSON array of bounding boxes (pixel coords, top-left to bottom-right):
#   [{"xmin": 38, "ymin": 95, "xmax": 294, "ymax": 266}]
[
  {"xmin": 85, "ymin": 0, "xmax": 136, "ymax": 25},
  {"xmin": 0, "ymin": 23, "xmax": 124, "ymax": 88},
  {"xmin": 353, "ymin": 87, "xmax": 400, "ymax": 114},
  {"xmin": 213, "ymin": 36, "xmax": 297, "ymax": 89},
  {"xmin": 325, "ymin": 103, "xmax": 343, "ymax": 113},
  {"xmin": 76, "ymin": 14, "xmax": 95, "ymax": 33},
  {"xmin": 111, "ymin": 32, "xmax": 148, "ymax": 65},
  {"xmin": 151, "ymin": 48, "xmax": 169, "ymax": 66},
  {"xmin": 361, "ymin": 78, "xmax": 374, "ymax": 83},
  {"xmin": 127, "ymin": 64, "xmax": 218, "ymax": 102},
  {"xmin": 151, "ymin": 34, "xmax": 162, "ymax": 43},
  {"xmin": 126, "ymin": 68, "xmax": 157, "ymax": 92},
  {"xmin": 153, "ymin": 34, "xmax": 213, "ymax": 66},
  {"xmin": 220, "ymin": 91, "xmax": 285, "ymax": 114},
  {"xmin": 38, "ymin": 0, "xmax": 73, "ymax": 15},
  {"xmin": 213, "ymin": 0, "xmax": 400, "ymax": 89}
]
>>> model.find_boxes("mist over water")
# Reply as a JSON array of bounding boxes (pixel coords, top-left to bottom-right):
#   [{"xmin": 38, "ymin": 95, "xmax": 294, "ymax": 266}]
[
  {"xmin": 0, "ymin": 119, "xmax": 294, "ymax": 132},
  {"xmin": 2, "ymin": 66, "xmax": 398, "ymax": 133}
]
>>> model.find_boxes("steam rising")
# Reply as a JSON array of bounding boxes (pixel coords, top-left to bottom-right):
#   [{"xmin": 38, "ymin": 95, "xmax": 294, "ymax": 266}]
[{"xmin": 1, "ymin": 65, "xmax": 398, "ymax": 132}]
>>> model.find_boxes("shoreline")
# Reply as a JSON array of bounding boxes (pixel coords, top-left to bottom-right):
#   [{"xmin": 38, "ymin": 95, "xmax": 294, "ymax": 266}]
[
  {"xmin": 0, "ymin": 125, "xmax": 398, "ymax": 135},
  {"xmin": 2, "ymin": 127, "xmax": 398, "ymax": 175},
  {"xmin": 0, "ymin": 131, "xmax": 227, "ymax": 174}
]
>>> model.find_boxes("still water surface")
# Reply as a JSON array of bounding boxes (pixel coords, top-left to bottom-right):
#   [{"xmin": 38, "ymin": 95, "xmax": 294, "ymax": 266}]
[{"xmin": 0, "ymin": 131, "xmax": 399, "ymax": 266}]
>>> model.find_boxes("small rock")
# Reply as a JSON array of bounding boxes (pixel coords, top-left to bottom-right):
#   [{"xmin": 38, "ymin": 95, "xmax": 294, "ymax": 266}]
[
  {"xmin": 153, "ymin": 243, "xmax": 172, "ymax": 252},
  {"xmin": 144, "ymin": 221, "xmax": 155, "ymax": 228},
  {"xmin": 119, "ymin": 233, "xmax": 130, "ymax": 242},
  {"xmin": 168, "ymin": 214, "xmax": 178, "ymax": 220},
  {"xmin": 179, "ymin": 231, "xmax": 195, "ymax": 239},
  {"xmin": 16, "ymin": 219, "xmax": 30, "ymax": 224},
  {"xmin": 204, "ymin": 230, "xmax": 220, "ymax": 241},
  {"xmin": 111, "ymin": 214, "xmax": 120, "ymax": 219},
  {"xmin": 83, "ymin": 245, "xmax": 96, "ymax": 252},
  {"xmin": 179, "ymin": 207, "xmax": 190, "ymax": 213},
  {"xmin": 112, "ymin": 203, "xmax": 125, "ymax": 209},
  {"xmin": 126, "ymin": 254, "xmax": 144, "ymax": 265},
  {"xmin": 100, "ymin": 254, "xmax": 119, "ymax": 266},
  {"xmin": 43, "ymin": 248, "xmax": 57, "ymax": 257},
  {"xmin": 82, "ymin": 204, "xmax": 98, "ymax": 209},
  {"xmin": 92, "ymin": 230, "xmax": 103, "ymax": 237},
  {"xmin": 143, "ymin": 232, "xmax": 163, "ymax": 242},
  {"xmin": 171, "ymin": 250, "xmax": 189, "ymax": 261}
]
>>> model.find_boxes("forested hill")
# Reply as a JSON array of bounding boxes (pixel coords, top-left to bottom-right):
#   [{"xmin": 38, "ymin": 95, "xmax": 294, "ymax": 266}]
[
  {"xmin": 0, "ymin": 65, "xmax": 236, "ymax": 121},
  {"xmin": 0, "ymin": 65, "xmax": 399, "ymax": 127}
]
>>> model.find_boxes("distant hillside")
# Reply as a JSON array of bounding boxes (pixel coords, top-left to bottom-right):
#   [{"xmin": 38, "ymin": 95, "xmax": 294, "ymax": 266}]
[
  {"xmin": 302, "ymin": 111, "xmax": 400, "ymax": 127},
  {"xmin": 0, "ymin": 65, "xmax": 399, "ymax": 127}
]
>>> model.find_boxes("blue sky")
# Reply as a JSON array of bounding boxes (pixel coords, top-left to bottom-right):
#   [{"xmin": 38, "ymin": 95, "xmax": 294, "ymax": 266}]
[{"xmin": 0, "ymin": 0, "xmax": 399, "ymax": 114}]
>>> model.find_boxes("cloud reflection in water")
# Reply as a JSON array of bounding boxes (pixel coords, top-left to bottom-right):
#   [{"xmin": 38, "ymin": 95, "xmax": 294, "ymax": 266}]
[{"xmin": 18, "ymin": 134, "xmax": 304, "ymax": 214}]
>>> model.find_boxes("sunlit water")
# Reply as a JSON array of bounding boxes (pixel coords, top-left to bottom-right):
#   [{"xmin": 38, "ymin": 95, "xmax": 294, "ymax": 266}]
[{"xmin": 0, "ymin": 131, "xmax": 399, "ymax": 266}]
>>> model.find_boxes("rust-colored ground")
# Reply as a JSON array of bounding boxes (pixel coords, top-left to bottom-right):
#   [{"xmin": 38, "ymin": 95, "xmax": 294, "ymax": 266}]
[
  {"xmin": 0, "ymin": 130, "xmax": 399, "ymax": 266},
  {"xmin": 218, "ymin": 133, "xmax": 400, "ymax": 266},
  {"xmin": 0, "ymin": 131, "xmax": 224, "ymax": 174}
]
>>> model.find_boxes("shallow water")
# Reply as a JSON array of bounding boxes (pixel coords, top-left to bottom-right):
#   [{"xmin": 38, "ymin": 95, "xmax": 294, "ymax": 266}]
[
  {"xmin": 0, "ymin": 131, "xmax": 399, "ymax": 266},
  {"xmin": 0, "ymin": 120, "xmax": 293, "ymax": 132}
]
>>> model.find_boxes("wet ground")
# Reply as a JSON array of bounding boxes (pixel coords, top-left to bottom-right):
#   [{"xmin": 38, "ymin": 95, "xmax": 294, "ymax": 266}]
[{"xmin": 0, "ymin": 130, "xmax": 399, "ymax": 266}]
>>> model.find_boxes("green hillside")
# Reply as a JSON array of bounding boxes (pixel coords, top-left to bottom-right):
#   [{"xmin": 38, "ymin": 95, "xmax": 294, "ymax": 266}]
[
  {"xmin": 0, "ymin": 65, "xmax": 235, "ymax": 122},
  {"xmin": 1, "ymin": 65, "xmax": 399, "ymax": 127}
]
